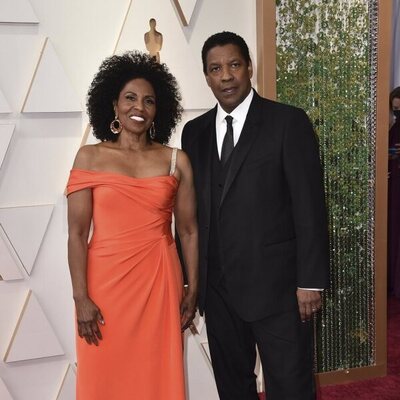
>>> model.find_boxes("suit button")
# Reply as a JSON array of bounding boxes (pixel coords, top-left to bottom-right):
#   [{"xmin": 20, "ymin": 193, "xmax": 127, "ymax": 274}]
[
  {"xmin": 205, "ymin": 226, "xmax": 209, "ymax": 230},
  {"xmin": 218, "ymin": 183, "xmax": 223, "ymax": 188}
]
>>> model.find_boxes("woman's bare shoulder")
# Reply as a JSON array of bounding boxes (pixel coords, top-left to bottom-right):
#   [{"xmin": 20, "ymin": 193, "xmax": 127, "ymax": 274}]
[{"xmin": 72, "ymin": 144, "xmax": 103, "ymax": 169}]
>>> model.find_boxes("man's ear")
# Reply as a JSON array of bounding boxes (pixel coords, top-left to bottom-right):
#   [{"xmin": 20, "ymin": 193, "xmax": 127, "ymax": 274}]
[{"xmin": 248, "ymin": 61, "xmax": 253, "ymax": 80}]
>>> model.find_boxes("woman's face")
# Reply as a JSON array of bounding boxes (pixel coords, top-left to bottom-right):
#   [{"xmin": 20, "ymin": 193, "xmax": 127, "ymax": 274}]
[
  {"xmin": 114, "ymin": 78, "xmax": 156, "ymax": 136},
  {"xmin": 392, "ymin": 97, "xmax": 400, "ymax": 111}
]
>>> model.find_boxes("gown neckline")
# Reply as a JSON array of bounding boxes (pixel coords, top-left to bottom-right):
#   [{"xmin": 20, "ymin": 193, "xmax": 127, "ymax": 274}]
[{"xmin": 71, "ymin": 168, "xmax": 178, "ymax": 183}]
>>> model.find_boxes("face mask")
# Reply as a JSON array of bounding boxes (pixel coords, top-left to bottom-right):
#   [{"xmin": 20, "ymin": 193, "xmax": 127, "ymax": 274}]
[{"xmin": 394, "ymin": 109, "xmax": 400, "ymax": 120}]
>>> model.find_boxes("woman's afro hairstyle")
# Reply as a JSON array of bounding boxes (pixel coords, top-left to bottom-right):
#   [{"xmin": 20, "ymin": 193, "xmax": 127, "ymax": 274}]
[{"xmin": 87, "ymin": 51, "xmax": 182, "ymax": 144}]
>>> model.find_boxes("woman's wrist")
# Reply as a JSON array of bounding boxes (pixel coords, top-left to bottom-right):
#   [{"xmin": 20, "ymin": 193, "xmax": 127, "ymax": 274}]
[
  {"xmin": 73, "ymin": 292, "xmax": 89, "ymax": 302},
  {"xmin": 184, "ymin": 284, "xmax": 198, "ymax": 295}
]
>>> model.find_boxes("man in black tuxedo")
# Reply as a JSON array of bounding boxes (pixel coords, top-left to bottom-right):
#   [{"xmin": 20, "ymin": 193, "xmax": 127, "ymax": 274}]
[{"xmin": 181, "ymin": 32, "xmax": 329, "ymax": 400}]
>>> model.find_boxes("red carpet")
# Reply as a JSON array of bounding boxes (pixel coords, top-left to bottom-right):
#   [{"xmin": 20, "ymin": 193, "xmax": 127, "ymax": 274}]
[
  {"xmin": 259, "ymin": 297, "xmax": 400, "ymax": 400},
  {"xmin": 317, "ymin": 296, "xmax": 400, "ymax": 400}
]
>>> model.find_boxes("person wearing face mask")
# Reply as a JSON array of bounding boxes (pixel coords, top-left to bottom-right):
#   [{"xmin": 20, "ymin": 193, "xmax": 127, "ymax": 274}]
[
  {"xmin": 388, "ymin": 86, "xmax": 400, "ymax": 298},
  {"xmin": 390, "ymin": 87, "xmax": 400, "ymax": 129}
]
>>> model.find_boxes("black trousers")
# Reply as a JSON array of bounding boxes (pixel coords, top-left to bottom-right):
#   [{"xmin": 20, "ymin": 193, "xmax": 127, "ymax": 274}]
[{"xmin": 205, "ymin": 273, "xmax": 316, "ymax": 400}]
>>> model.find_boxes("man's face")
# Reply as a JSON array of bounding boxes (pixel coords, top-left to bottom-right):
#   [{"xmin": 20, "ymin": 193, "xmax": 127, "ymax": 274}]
[{"xmin": 204, "ymin": 44, "xmax": 253, "ymax": 114}]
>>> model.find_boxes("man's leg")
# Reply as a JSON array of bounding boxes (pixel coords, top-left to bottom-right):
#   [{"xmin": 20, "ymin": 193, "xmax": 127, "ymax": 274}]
[
  {"xmin": 205, "ymin": 279, "xmax": 259, "ymax": 400},
  {"xmin": 252, "ymin": 310, "xmax": 316, "ymax": 400}
]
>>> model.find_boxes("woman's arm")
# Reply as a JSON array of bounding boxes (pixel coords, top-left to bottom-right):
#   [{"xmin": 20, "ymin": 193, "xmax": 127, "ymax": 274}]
[
  {"xmin": 67, "ymin": 146, "xmax": 104, "ymax": 345},
  {"xmin": 174, "ymin": 150, "xmax": 199, "ymax": 331}
]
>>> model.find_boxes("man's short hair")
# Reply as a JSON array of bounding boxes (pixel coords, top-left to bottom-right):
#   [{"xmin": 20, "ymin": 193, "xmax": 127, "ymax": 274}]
[{"xmin": 201, "ymin": 31, "xmax": 251, "ymax": 74}]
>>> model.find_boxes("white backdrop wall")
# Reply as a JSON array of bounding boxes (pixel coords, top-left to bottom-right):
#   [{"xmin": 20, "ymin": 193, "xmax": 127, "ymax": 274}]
[{"xmin": 0, "ymin": 1, "xmax": 257, "ymax": 399}]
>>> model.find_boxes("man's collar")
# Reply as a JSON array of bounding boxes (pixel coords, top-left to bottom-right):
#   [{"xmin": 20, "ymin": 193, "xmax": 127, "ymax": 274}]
[{"xmin": 216, "ymin": 88, "xmax": 254, "ymax": 124}]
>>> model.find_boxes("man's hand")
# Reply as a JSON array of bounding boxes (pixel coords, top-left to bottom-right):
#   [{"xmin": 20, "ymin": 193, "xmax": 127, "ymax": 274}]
[{"xmin": 296, "ymin": 289, "xmax": 322, "ymax": 322}]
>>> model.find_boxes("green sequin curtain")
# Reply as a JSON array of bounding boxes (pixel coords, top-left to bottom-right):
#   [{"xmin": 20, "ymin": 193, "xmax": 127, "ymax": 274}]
[{"xmin": 275, "ymin": 0, "xmax": 378, "ymax": 372}]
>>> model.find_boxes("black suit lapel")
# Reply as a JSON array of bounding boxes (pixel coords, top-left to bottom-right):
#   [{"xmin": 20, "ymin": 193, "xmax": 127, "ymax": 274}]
[{"xmin": 220, "ymin": 94, "xmax": 263, "ymax": 206}]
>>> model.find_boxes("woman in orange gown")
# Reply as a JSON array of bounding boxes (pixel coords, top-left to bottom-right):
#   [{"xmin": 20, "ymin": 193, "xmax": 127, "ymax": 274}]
[{"xmin": 67, "ymin": 52, "xmax": 198, "ymax": 400}]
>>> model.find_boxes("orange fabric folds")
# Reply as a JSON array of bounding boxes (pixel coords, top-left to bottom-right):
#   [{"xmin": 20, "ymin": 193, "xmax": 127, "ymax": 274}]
[{"xmin": 67, "ymin": 169, "xmax": 185, "ymax": 400}]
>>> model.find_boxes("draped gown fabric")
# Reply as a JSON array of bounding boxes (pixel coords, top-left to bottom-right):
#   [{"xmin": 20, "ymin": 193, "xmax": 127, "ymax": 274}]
[{"xmin": 67, "ymin": 167, "xmax": 185, "ymax": 400}]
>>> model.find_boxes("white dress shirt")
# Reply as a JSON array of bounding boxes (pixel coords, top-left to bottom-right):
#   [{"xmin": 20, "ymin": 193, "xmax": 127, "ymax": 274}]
[{"xmin": 215, "ymin": 89, "xmax": 254, "ymax": 158}]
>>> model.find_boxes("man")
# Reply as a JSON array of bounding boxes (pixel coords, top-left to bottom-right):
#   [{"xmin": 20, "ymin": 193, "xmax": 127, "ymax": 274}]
[{"xmin": 181, "ymin": 32, "xmax": 329, "ymax": 400}]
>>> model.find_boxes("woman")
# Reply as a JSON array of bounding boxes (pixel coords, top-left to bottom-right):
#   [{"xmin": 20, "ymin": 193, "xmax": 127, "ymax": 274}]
[
  {"xmin": 67, "ymin": 51, "xmax": 198, "ymax": 399},
  {"xmin": 389, "ymin": 86, "xmax": 400, "ymax": 298}
]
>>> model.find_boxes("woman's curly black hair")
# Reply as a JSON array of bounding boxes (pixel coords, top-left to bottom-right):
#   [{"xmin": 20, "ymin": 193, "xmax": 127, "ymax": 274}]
[{"xmin": 87, "ymin": 51, "xmax": 182, "ymax": 144}]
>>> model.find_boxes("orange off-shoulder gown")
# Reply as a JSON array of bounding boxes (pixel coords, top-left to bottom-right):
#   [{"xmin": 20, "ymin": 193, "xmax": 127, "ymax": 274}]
[{"xmin": 67, "ymin": 169, "xmax": 185, "ymax": 400}]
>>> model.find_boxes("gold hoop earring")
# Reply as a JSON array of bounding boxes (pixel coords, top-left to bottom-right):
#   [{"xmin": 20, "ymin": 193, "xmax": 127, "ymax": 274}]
[
  {"xmin": 110, "ymin": 116, "xmax": 122, "ymax": 134},
  {"xmin": 149, "ymin": 122, "xmax": 156, "ymax": 140}
]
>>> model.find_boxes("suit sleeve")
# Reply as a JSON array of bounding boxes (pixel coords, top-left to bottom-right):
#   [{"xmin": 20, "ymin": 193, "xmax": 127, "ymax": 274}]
[
  {"xmin": 180, "ymin": 120, "xmax": 192, "ymax": 151},
  {"xmin": 283, "ymin": 108, "xmax": 330, "ymax": 289}
]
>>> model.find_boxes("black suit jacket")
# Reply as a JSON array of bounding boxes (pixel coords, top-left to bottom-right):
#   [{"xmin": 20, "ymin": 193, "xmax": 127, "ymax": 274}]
[{"xmin": 181, "ymin": 91, "xmax": 329, "ymax": 321}]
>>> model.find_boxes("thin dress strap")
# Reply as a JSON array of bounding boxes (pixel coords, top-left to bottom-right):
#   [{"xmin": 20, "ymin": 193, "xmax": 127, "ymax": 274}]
[{"xmin": 169, "ymin": 147, "xmax": 178, "ymax": 176}]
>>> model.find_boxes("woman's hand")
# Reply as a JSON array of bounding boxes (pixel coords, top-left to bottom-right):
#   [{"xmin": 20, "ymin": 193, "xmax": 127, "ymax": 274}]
[
  {"xmin": 180, "ymin": 288, "xmax": 197, "ymax": 332},
  {"xmin": 74, "ymin": 296, "xmax": 104, "ymax": 346}
]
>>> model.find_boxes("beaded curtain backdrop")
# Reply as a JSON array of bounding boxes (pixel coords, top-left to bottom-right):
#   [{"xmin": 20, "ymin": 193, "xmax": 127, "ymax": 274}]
[{"xmin": 276, "ymin": 0, "xmax": 378, "ymax": 372}]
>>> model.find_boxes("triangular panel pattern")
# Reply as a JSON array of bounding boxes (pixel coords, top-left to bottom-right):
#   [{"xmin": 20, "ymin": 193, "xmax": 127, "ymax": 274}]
[
  {"xmin": 200, "ymin": 340, "xmax": 211, "ymax": 363},
  {"xmin": 80, "ymin": 124, "xmax": 100, "ymax": 146},
  {"xmin": 80, "ymin": 123, "xmax": 92, "ymax": 147},
  {"xmin": 56, "ymin": 364, "xmax": 76, "ymax": 400},
  {"xmin": 4, "ymin": 290, "xmax": 64, "ymax": 362},
  {"xmin": 0, "ymin": 124, "xmax": 15, "ymax": 169},
  {"xmin": 193, "ymin": 313, "xmax": 205, "ymax": 335},
  {"xmin": 0, "ymin": 34, "xmax": 44, "ymax": 112},
  {"xmin": 192, "ymin": 322, "xmax": 212, "ymax": 370},
  {"xmin": 22, "ymin": 38, "xmax": 82, "ymax": 113},
  {"xmin": 0, "ymin": 204, "xmax": 54, "ymax": 275},
  {"xmin": 115, "ymin": 0, "xmax": 214, "ymax": 110},
  {"xmin": 185, "ymin": 333, "xmax": 219, "ymax": 400},
  {"xmin": 0, "ymin": 0, "xmax": 39, "ymax": 24},
  {"xmin": 0, "ymin": 378, "xmax": 14, "ymax": 400},
  {"xmin": 172, "ymin": 0, "xmax": 198, "ymax": 26},
  {"xmin": 0, "ymin": 89, "xmax": 11, "ymax": 113},
  {"xmin": 113, "ymin": 0, "xmax": 132, "ymax": 54},
  {"xmin": 0, "ymin": 224, "xmax": 24, "ymax": 281}
]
